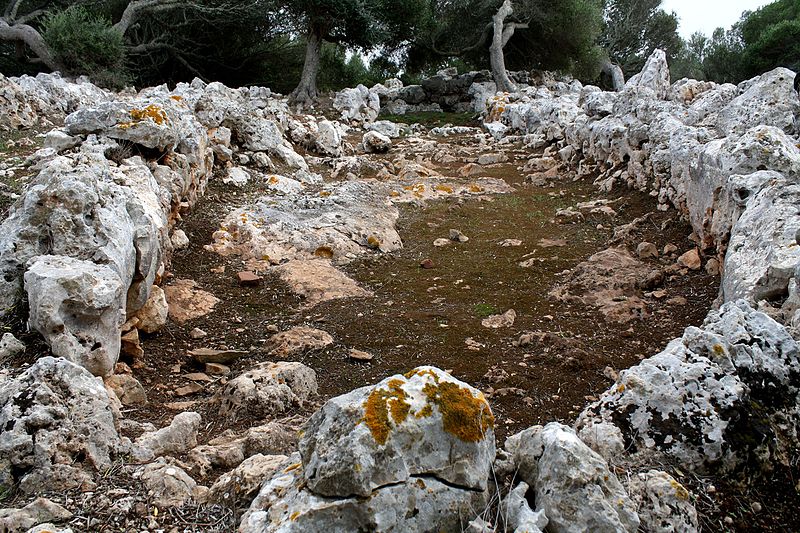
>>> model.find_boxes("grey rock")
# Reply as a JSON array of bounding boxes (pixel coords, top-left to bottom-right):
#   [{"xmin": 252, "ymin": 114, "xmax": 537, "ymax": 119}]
[
  {"xmin": 219, "ymin": 362, "xmax": 318, "ymax": 421},
  {"xmin": 299, "ymin": 366, "xmax": 495, "ymax": 498},
  {"xmin": 0, "ymin": 357, "xmax": 120, "ymax": 493},
  {"xmin": 0, "ymin": 333, "xmax": 25, "ymax": 362},
  {"xmin": 132, "ymin": 411, "xmax": 201, "ymax": 462},
  {"xmin": 626, "ymin": 470, "xmax": 699, "ymax": 533},
  {"xmin": 0, "ymin": 498, "xmax": 72, "ymax": 533}
]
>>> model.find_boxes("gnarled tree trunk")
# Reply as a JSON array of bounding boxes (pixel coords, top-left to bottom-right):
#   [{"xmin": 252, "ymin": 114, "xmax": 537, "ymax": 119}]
[
  {"xmin": 489, "ymin": 0, "xmax": 527, "ymax": 94},
  {"xmin": 601, "ymin": 59, "xmax": 625, "ymax": 92},
  {"xmin": 289, "ymin": 25, "xmax": 323, "ymax": 105},
  {"xmin": 0, "ymin": 18, "xmax": 60, "ymax": 71}
]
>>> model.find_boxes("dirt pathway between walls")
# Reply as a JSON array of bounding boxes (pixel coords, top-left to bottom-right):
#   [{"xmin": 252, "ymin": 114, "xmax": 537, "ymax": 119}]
[{"xmin": 134, "ymin": 127, "xmax": 718, "ymax": 443}]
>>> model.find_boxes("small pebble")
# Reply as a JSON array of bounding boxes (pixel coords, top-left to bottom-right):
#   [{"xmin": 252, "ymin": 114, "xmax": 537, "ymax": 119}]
[{"xmin": 751, "ymin": 502, "xmax": 762, "ymax": 513}]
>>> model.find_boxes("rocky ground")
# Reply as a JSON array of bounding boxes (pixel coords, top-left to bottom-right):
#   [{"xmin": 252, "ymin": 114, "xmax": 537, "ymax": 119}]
[{"xmin": 0, "ymin": 54, "xmax": 798, "ymax": 533}]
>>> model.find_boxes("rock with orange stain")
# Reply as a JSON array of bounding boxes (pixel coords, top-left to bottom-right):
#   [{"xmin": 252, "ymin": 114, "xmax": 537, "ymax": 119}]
[{"xmin": 297, "ymin": 366, "xmax": 495, "ymax": 499}]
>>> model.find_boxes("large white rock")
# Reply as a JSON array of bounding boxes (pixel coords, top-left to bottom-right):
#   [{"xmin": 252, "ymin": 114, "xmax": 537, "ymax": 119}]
[
  {"xmin": 363, "ymin": 130, "xmax": 391, "ymax": 153},
  {"xmin": 576, "ymin": 300, "xmax": 800, "ymax": 476},
  {"xmin": 334, "ymin": 84, "xmax": 380, "ymax": 124},
  {"xmin": 0, "ymin": 73, "xmax": 38, "ymax": 130},
  {"xmin": 723, "ymin": 172, "xmax": 800, "ymax": 302},
  {"xmin": 534, "ymin": 423, "xmax": 639, "ymax": 533},
  {"xmin": 209, "ymin": 180, "xmax": 402, "ymax": 265},
  {"xmin": 299, "ymin": 366, "xmax": 495, "ymax": 498},
  {"xmin": 0, "ymin": 357, "xmax": 120, "ymax": 493},
  {"xmin": 132, "ymin": 411, "xmax": 202, "ymax": 463},
  {"xmin": 240, "ymin": 453, "xmax": 488, "ymax": 533},
  {"xmin": 624, "ymin": 49, "xmax": 671, "ymax": 100},
  {"xmin": 312, "ymin": 120, "xmax": 344, "ymax": 157},
  {"xmin": 716, "ymin": 67, "xmax": 800, "ymax": 136},
  {"xmin": 25, "ymin": 256, "xmax": 125, "ymax": 377}
]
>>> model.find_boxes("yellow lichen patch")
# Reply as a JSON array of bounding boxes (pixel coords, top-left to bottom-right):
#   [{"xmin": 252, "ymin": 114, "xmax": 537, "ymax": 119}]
[
  {"xmin": 290, "ymin": 511, "xmax": 301, "ymax": 521},
  {"xmin": 130, "ymin": 104, "xmax": 168, "ymax": 125},
  {"xmin": 284, "ymin": 463, "xmax": 301, "ymax": 473},
  {"xmin": 362, "ymin": 379, "xmax": 411, "ymax": 445},
  {"xmin": 314, "ymin": 246, "xmax": 334, "ymax": 259},
  {"xmin": 670, "ymin": 479, "xmax": 690, "ymax": 501},
  {"xmin": 468, "ymin": 184, "xmax": 485, "ymax": 193},
  {"xmin": 415, "ymin": 404, "xmax": 433, "ymax": 419},
  {"xmin": 616, "ymin": 384, "xmax": 626, "ymax": 393},
  {"xmin": 268, "ymin": 176, "xmax": 279, "ymax": 185},
  {"xmin": 367, "ymin": 235, "xmax": 381, "ymax": 249},
  {"xmin": 712, "ymin": 344, "xmax": 725, "ymax": 356},
  {"xmin": 320, "ymin": 191, "xmax": 332, "ymax": 197},
  {"xmin": 390, "ymin": 191, "xmax": 401, "ymax": 197},
  {"xmin": 422, "ymin": 381, "xmax": 494, "ymax": 442},
  {"xmin": 170, "ymin": 95, "xmax": 183, "ymax": 101},
  {"xmin": 434, "ymin": 185, "xmax": 454, "ymax": 194},
  {"xmin": 404, "ymin": 368, "xmax": 439, "ymax": 380}
]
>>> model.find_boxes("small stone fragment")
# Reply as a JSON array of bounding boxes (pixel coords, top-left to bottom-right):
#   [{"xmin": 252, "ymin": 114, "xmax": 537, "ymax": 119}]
[
  {"xmin": 449, "ymin": 229, "xmax": 469, "ymax": 243},
  {"xmin": 420, "ymin": 259, "xmax": 435, "ymax": 269},
  {"xmin": 482, "ymin": 309, "xmax": 517, "ymax": 329},
  {"xmin": 663, "ymin": 244, "xmax": 678, "ymax": 255},
  {"xmin": 105, "ymin": 374, "xmax": 148, "ymax": 405},
  {"xmin": 433, "ymin": 238, "xmax": 450, "ymax": 247},
  {"xmin": 500, "ymin": 239, "xmax": 523, "ymax": 247},
  {"xmin": 205, "ymin": 363, "xmax": 230, "ymax": 375},
  {"xmin": 705, "ymin": 258, "xmax": 721, "ymax": 276},
  {"xmin": 349, "ymin": 348, "xmax": 374, "ymax": 361},
  {"xmin": 677, "ymin": 249, "xmax": 702, "ymax": 270},
  {"xmin": 171, "ymin": 229, "xmax": 190, "ymax": 250},
  {"xmin": 637, "ymin": 242, "xmax": 659, "ymax": 259},
  {"xmin": 238, "ymin": 271, "xmax": 263, "ymax": 287},
  {"xmin": 0, "ymin": 333, "xmax": 25, "ymax": 361},
  {"xmin": 184, "ymin": 372, "xmax": 212, "ymax": 382},
  {"xmin": 175, "ymin": 383, "xmax": 204, "ymax": 396},
  {"xmin": 190, "ymin": 328, "xmax": 207, "ymax": 339}
]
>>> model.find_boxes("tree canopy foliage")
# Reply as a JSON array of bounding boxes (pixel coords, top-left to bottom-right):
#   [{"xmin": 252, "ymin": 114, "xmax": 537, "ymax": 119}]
[{"xmin": 0, "ymin": 0, "xmax": 796, "ymax": 94}]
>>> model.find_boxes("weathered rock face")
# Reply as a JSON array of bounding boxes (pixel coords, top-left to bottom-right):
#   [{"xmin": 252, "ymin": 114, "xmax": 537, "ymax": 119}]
[
  {"xmin": 0, "ymin": 74, "xmax": 37, "ymax": 131},
  {"xmin": 240, "ymin": 454, "xmax": 488, "ymax": 533},
  {"xmin": 363, "ymin": 130, "xmax": 392, "ymax": 153},
  {"xmin": 299, "ymin": 366, "xmax": 495, "ymax": 498},
  {"xmin": 218, "ymin": 362, "xmax": 318, "ymax": 420},
  {"xmin": 241, "ymin": 367, "xmax": 494, "ymax": 532},
  {"xmin": 24, "ymin": 256, "xmax": 124, "ymax": 377},
  {"xmin": 0, "ymin": 357, "xmax": 120, "ymax": 494},
  {"xmin": 716, "ymin": 67, "xmax": 800, "ymax": 136},
  {"xmin": 209, "ymin": 180, "xmax": 402, "ymax": 265},
  {"xmin": 0, "ymin": 89, "xmax": 213, "ymax": 376},
  {"xmin": 333, "ymin": 84, "xmax": 380, "ymax": 124},
  {"xmin": 132, "ymin": 411, "xmax": 202, "ymax": 463},
  {"xmin": 625, "ymin": 470, "xmax": 699, "ymax": 533},
  {"xmin": 576, "ymin": 300, "xmax": 800, "ymax": 477},
  {"xmin": 505, "ymin": 423, "xmax": 639, "ymax": 533},
  {"xmin": 549, "ymin": 247, "xmax": 658, "ymax": 323},
  {"xmin": 624, "ymin": 48, "xmax": 670, "ymax": 99}
]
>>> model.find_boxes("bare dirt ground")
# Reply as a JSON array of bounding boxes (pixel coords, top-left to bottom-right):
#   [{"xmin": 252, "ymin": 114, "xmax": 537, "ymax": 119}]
[{"xmin": 1, "ymin": 114, "xmax": 797, "ymax": 532}]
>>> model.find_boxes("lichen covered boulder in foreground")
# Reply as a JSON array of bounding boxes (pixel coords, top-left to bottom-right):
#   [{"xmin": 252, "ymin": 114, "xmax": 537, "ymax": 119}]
[
  {"xmin": 241, "ymin": 367, "xmax": 494, "ymax": 532},
  {"xmin": 299, "ymin": 366, "xmax": 495, "ymax": 497}
]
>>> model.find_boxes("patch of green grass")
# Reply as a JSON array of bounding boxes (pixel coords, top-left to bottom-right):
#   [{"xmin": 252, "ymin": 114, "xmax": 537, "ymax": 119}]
[
  {"xmin": 381, "ymin": 111, "xmax": 477, "ymax": 128},
  {"xmin": 473, "ymin": 303, "xmax": 498, "ymax": 318}
]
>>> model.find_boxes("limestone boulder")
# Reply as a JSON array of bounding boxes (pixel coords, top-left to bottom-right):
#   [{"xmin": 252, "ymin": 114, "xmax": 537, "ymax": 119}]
[
  {"xmin": 209, "ymin": 180, "xmax": 402, "ymax": 265},
  {"xmin": 263, "ymin": 327, "xmax": 334, "ymax": 357},
  {"xmin": 240, "ymin": 454, "xmax": 488, "ymax": 533},
  {"xmin": 716, "ymin": 67, "xmax": 800, "ymax": 136},
  {"xmin": 363, "ymin": 131, "xmax": 391, "ymax": 153},
  {"xmin": 218, "ymin": 362, "xmax": 318, "ymax": 420},
  {"xmin": 140, "ymin": 460, "xmax": 197, "ymax": 508},
  {"xmin": 132, "ymin": 411, "xmax": 201, "ymax": 462},
  {"xmin": 364, "ymin": 120, "xmax": 402, "ymax": 138},
  {"xmin": 624, "ymin": 49, "xmax": 670, "ymax": 99},
  {"xmin": 723, "ymin": 172, "xmax": 800, "ymax": 302},
  {"xmin": 0, "ymin": 498, "xmax": 72, "ymax": 533},
  {"xmin": 24, "ymin": 256, "xmax": 125, "ymax": 377},
  {"xmin": 626, "ymin": 470, "xmax": 699, "ymax": 533},
  {"xmin": 576, "ymin": 300, "xmax": 800, "ymax": 477},
  {"xmin": 299, "ymin": 366, "xmax": 495, "ymax": 498},
  {"xmin": 534, "ymin": 423, "xmax": 639, "ymax": 533},
  {"xmin": 312, "ymin": 120, "xmax": 344, "ymax": 157},
  {"xmin": 333, "ymin": 85, "xmax": 380, "ymax": 124},
  {"xmin": 0, "ymin": 74, "xmax": 37, "ymax": 130},
  {"xmin": 206, "ymin": 453, "xmax": 287, "ymax": 505},
  {"xmin": 0, "ymin": 357, "xmax": 120, "ymax": 494}
]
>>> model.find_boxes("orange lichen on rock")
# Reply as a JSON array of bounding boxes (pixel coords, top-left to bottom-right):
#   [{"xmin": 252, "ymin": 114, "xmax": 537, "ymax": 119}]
[
  {"xmin": 367, "ymin": 235, "xmax": 381, "ymax": 249},
  {"xmin": 422, "ymin": 381, "xmax": 494, "ymax": 442},
  {"xmin": 363, "ymin": 378, "xmax": 411, "ymax": 445},
  {"xmin": 130, "ymin": 104, "xmax": 168, "ymax": 125},
  {"xmin": 434, "ymin": 185, "xmax": 454, "ymax": 194}
]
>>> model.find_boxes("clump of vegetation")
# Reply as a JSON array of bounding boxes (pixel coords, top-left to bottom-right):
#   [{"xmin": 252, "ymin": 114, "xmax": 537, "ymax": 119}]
[
  {"xmin": 473, "ymin": 303, "xmax": 499, "ymax": 318},
  {"xmin": 42, "ymin": 6, "xmax": 129, "ymax": 89}
]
